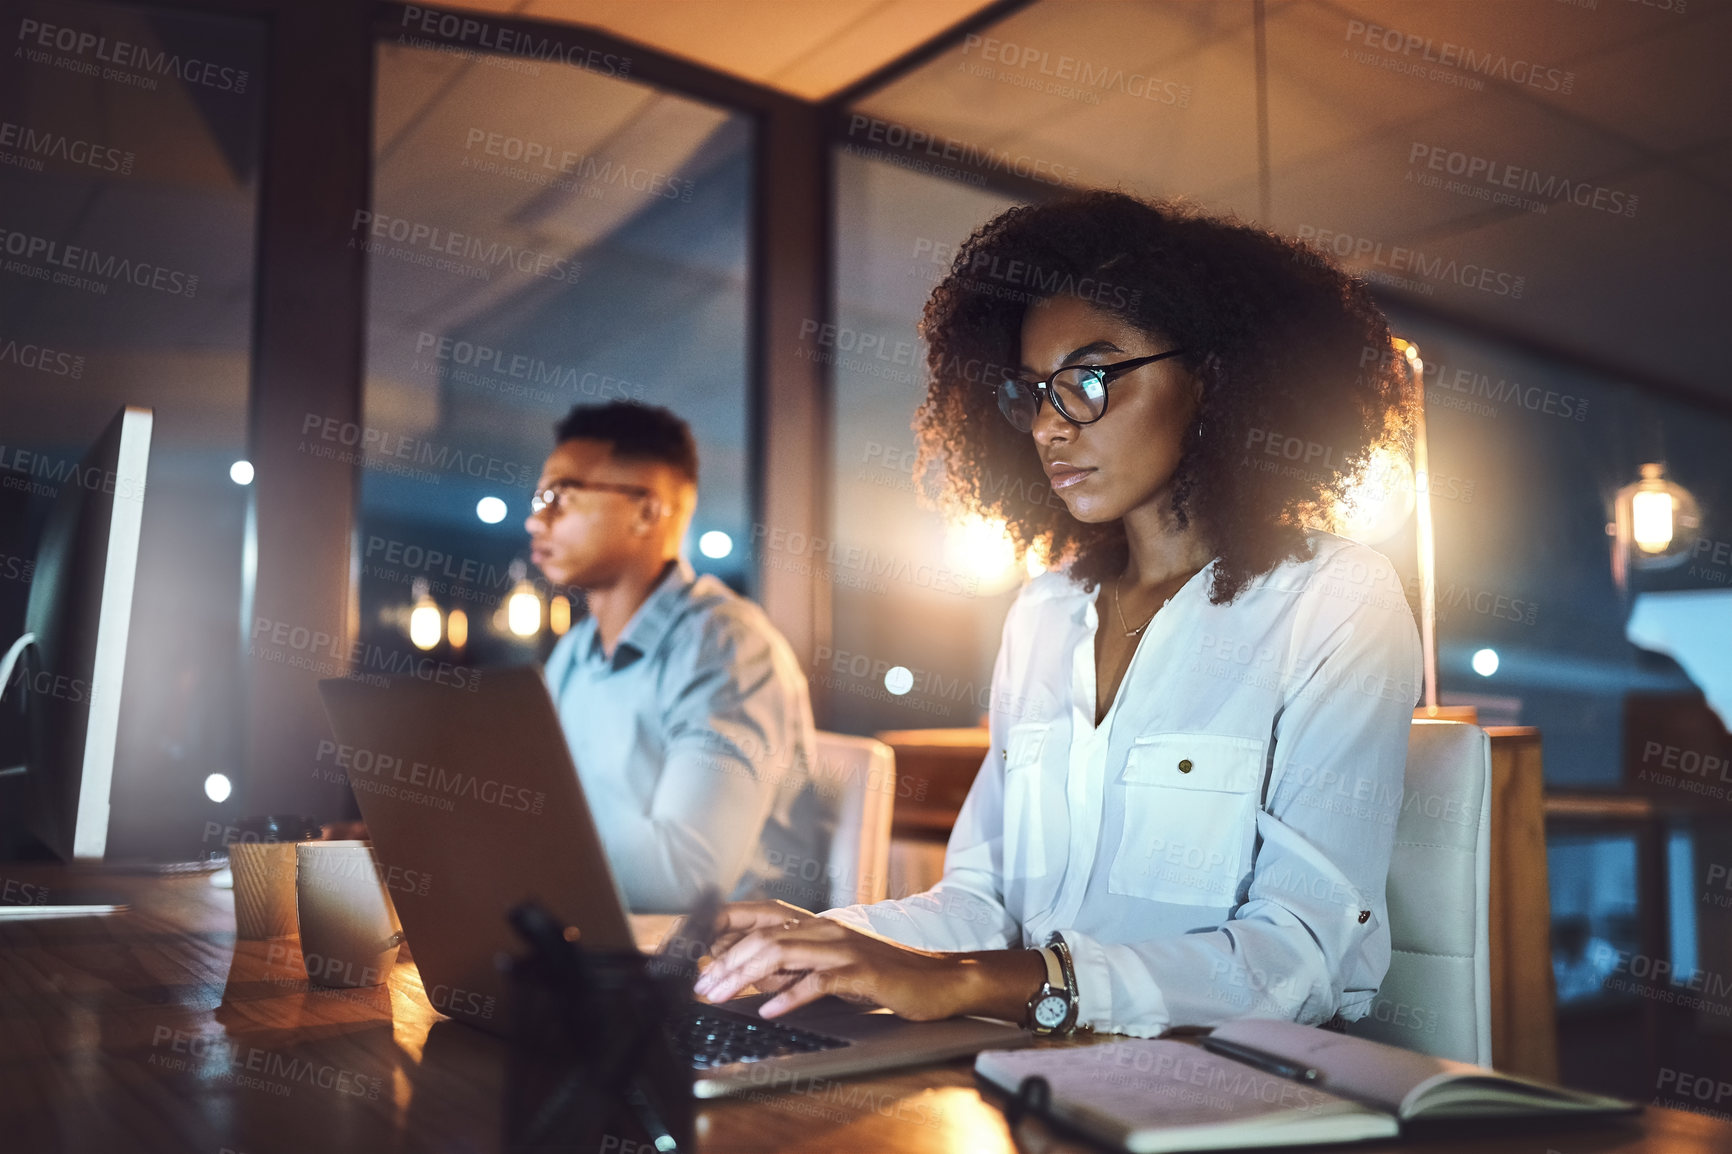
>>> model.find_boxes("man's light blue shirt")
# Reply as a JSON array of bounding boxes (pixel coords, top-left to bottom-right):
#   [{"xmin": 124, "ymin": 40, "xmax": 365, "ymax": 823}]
[{"xmin": 545, "ymin": 558, "xmax": 833, "ymax": 912}]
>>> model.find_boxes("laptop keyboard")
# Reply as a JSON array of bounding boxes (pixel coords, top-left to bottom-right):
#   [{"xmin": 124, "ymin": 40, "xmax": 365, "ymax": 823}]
[{"xmin": 670, "ymin": 1006, "xmax": 851, "ymax": 1069}]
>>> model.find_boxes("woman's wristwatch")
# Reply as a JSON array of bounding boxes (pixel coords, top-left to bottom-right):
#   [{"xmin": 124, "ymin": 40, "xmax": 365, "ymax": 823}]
[{"xmin": 1024, "ymin": 933, "xmax": 1079, "ymax": 1035}]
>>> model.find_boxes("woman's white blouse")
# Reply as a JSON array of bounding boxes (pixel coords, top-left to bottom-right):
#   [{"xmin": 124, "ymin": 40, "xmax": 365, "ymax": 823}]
[{"xmin": 823, "ymin": 531, "xmax": 1423, "ymax": 1036}]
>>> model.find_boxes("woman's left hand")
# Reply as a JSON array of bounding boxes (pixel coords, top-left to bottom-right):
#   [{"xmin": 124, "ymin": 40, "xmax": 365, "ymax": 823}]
[{"xmin": 693, "ymin": 907, "xmax": 962, "ymax": 1020}]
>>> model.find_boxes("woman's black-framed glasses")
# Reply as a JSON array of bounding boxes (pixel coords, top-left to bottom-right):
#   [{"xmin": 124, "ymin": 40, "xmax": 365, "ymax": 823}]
[
  {"xmin": 996, "ymin": 349, "xmax": 1187, "ymax": 433},
  {"xmin": 529, "ymin": 478, "xmax": 654, "ymax": 516}
]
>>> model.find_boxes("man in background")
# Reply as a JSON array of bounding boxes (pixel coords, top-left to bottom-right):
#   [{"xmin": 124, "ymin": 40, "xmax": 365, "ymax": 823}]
[{"xmin": 525, "ymin": 401, "xmax": 832, "ymax": 912}]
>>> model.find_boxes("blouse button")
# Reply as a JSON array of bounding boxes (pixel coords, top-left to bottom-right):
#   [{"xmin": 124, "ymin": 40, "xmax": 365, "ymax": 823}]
[{"xmin": 1178, "ymin": 759, "xmax": 1193, "ymax": 773}]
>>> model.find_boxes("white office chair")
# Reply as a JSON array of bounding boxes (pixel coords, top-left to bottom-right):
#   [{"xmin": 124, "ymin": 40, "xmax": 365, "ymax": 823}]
[
  {"xmin": 814, "ymin": 731, "xmax": 895, "ymax": 909},
  {"xmin": 1346, "ymin": 719, "xmax": 1493, "ymax": 1066}
]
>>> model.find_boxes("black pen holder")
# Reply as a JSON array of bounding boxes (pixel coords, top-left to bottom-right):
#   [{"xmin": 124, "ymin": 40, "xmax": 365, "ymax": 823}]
[{"xmin": 503, "ymin": 908, "xmax": 693, "ymax": 1154}]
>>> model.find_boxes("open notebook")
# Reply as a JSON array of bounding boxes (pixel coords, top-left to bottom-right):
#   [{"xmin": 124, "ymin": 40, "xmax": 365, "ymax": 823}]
[{"xmin": 975, "ymin": 1018, "xmax": 1636, "ymax": 1154}]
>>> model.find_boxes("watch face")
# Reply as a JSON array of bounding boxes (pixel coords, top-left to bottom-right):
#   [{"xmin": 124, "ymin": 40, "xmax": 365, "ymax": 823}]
[{"xmin": 1033, "ymin": 994, "xmax": 1069, "ymax": 1029}]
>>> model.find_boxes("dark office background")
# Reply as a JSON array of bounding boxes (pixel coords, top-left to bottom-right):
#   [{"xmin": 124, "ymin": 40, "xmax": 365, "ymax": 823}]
[{"xmin": 2, "ymin": 0, "xmax": 1729, "ymax": 1107}]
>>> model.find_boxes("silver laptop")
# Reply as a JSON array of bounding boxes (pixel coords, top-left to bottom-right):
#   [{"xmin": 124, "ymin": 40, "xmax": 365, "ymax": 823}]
[{"xmin": 317, "ymin": 666, "xmax": 1029, "ymax": 1097}]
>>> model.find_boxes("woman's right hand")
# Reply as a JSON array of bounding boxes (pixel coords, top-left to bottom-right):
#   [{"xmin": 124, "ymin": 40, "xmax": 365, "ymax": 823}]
[{"xmin": 709, "ymin": 899, "xmax": 815, "ymax": 958}]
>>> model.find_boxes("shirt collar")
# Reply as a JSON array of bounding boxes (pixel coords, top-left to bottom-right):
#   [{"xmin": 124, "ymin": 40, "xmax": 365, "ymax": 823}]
[{"xmin": 584, "ymin": 557, "xmax": 695, "ymax": 670}]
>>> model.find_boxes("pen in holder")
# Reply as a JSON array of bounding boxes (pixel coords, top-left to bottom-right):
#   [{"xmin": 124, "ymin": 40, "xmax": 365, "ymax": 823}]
[{"xmin": 502, "ymin": 901, "xmax": 693, "ymax": 1154}]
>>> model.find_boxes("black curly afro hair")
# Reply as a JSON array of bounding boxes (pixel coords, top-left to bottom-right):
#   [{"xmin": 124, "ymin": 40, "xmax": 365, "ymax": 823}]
[{"xmin": 913, "ymin": 190, "xmax": 1414, "ymax": 605}]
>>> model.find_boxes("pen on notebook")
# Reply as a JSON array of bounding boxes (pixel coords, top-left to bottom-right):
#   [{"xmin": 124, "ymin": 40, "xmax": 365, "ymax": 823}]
[{"xmin": 1200, "ymin": 1035, "xmax": 1320, "ymax": 1083}]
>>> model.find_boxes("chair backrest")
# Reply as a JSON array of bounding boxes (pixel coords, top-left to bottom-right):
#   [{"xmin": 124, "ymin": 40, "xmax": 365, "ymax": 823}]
[
  {"xmin": 1346, "ymin": 719, "xmax": 1493, "ymax": 1066},
  {"xmin": 814, "ymin": 731, "xmax": 895, "ymax": 909}
]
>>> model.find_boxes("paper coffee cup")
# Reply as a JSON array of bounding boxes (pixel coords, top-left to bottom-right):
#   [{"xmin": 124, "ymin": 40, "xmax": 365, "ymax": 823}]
[
  {"xmin": 295, "ymin": 841, "xmax": 405, "ymax": 988},
  {"xmin": 231, "ymin": 841, "xmax": 300, "ymax": 939}
]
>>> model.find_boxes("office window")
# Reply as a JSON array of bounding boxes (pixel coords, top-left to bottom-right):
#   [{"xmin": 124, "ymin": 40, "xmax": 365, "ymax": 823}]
[
  {"xmin": 1379, "ymin": 309, "xmax": 1730, "ymax": 787},
  {"xmin": 823, "ymin": 150, "xmax": 1020, "ymax": 733},
  {"xmin": 360, "ymin": 35, "xmax": 753, "ymax": 669},
  {"xmin": 0, "ymin": 0, "xmax": 265, "ymax": 858}
]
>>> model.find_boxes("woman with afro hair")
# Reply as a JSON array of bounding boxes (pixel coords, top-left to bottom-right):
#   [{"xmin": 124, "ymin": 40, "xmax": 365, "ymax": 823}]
[{"xmin": 697, "ymin": 191, "xmax": 1423, "ymax": 1039}]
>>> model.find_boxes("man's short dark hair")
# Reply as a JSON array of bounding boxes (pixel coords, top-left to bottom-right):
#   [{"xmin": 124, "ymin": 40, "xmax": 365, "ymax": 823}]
[{"xmin": 553, "ymin": 402, "xmax": 698, "ymax": 483}]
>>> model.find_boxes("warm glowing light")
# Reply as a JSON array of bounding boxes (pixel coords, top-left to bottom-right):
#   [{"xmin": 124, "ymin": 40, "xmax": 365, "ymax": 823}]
[
  {"xmin": 1631, "ymin": 489, "xmax": 1674, "ymax": 554},
  {"xmin": 1334, "ymin": 445, "xmax": 1415, "ymax": 544},
  {"xmin": 1391, "ymin": 337, "xmax": 1423, "ymax": 379},
  {"xmin": 943, "ymin": 513, "xmax": 1020, "ymax": 594},
  {"xmin": 508, "ymin": 585, "xmax": 542, "ymax": 637},
  {"xmin": 550, "ymin": 595, "xmax": 572, "ymax": 636},
  {"xmin": 884, "ymin": 666, "xmax": 913, "ymax": 695},
  {"xmin": 476, "ymin": 496, "xmax": 507, "ymax": 524},
  {"xmin": 409, "ymin": 603, "xmax": 443, "ymax": 650},
  {"xmin": 699, "ymin": 530, "xmax": 733, "ymax": 559},
  {"xmin": 204, "ymin": 773, "xmax": 232, "ymax": 802},
  {"xmin": 1472, "ymin": 648, "xmax": 1500, "ymax": 677},
  {"xmin": 406, "ymin": 578, "xmax": 442, "ymax": 650},
  {"xmin": 1023, "ymin": 538, "xmax": 1052, "ymax": 579},
  {"xmin": 447, "ymin": 608, "xmax": 468, "ymax": 649},
  {"xmin": 229, "ymin": 460, "xmax": 254, "ymax": 485},
  {"xmin": 1610, "ymin": 463, "xmax": 1699, "ymax": 590}
]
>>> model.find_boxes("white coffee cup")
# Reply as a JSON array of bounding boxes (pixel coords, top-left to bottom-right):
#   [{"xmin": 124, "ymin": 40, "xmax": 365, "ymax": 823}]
[{"xmin": 295, "ymin": 840, "xmax": 405, "ymax": 988}]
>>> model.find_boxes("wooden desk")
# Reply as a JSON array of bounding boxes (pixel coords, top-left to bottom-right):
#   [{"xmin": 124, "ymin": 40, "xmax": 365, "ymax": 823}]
[{"xmin": 1, "ymin": 866, "xmax": 1724, "ymax": 1154}]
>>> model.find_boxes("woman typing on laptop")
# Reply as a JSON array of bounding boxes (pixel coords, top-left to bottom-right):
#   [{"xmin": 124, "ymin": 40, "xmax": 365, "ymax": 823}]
[{"xmin": 695, "ymin": 192, "xmax": 1422, "ymax": 1039}]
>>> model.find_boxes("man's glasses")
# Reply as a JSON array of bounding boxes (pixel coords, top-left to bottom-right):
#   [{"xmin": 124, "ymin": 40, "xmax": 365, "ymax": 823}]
[
  {"xmin": 529, "ymin": 478, "xmax": 654, "ymax": 516},
  {"xmin": 996, "ymin": 349, "xmax": 1187, "ymax": 433}
]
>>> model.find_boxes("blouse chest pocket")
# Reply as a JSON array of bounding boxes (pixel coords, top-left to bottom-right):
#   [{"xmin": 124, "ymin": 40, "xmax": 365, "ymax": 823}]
[
  {"xmin": 1000, "ymin": 721, "xmax": 1050, "ymax": 880},
  {"xmin": 1107, "ymin": 733, "xmax": 1267, "ymax": 906}
]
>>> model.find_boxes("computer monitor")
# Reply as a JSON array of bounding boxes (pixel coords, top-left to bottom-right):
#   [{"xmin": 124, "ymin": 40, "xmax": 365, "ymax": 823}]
[{"xmin": 0, "ymin": 405, "xmax": 153, "ymax": 861}]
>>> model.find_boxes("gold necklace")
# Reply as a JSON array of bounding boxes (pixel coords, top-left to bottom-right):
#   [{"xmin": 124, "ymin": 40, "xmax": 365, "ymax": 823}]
[{"xmin": 1112, "ymin": 574, "xmax": 1168, "ymax": 638}]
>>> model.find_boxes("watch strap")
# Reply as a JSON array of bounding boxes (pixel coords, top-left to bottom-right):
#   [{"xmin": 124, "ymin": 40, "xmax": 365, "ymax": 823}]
[
  {"xmin": 1046, "ymin": 932, "xmax": 1080, "ymax": 1024},
  {"xmin": 1035, "ymin": 945, "xmax": 1065, "ymax": 992}
]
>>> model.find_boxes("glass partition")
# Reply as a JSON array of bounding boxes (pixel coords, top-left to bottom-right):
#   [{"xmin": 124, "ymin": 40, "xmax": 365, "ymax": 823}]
[
  {"xmin": 359, "ymin": 35, "xmax": 754, "ymax": 671},
  {"xmin": 0, "ymin": 0, "xmax": 265, "ymax": 858}
]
